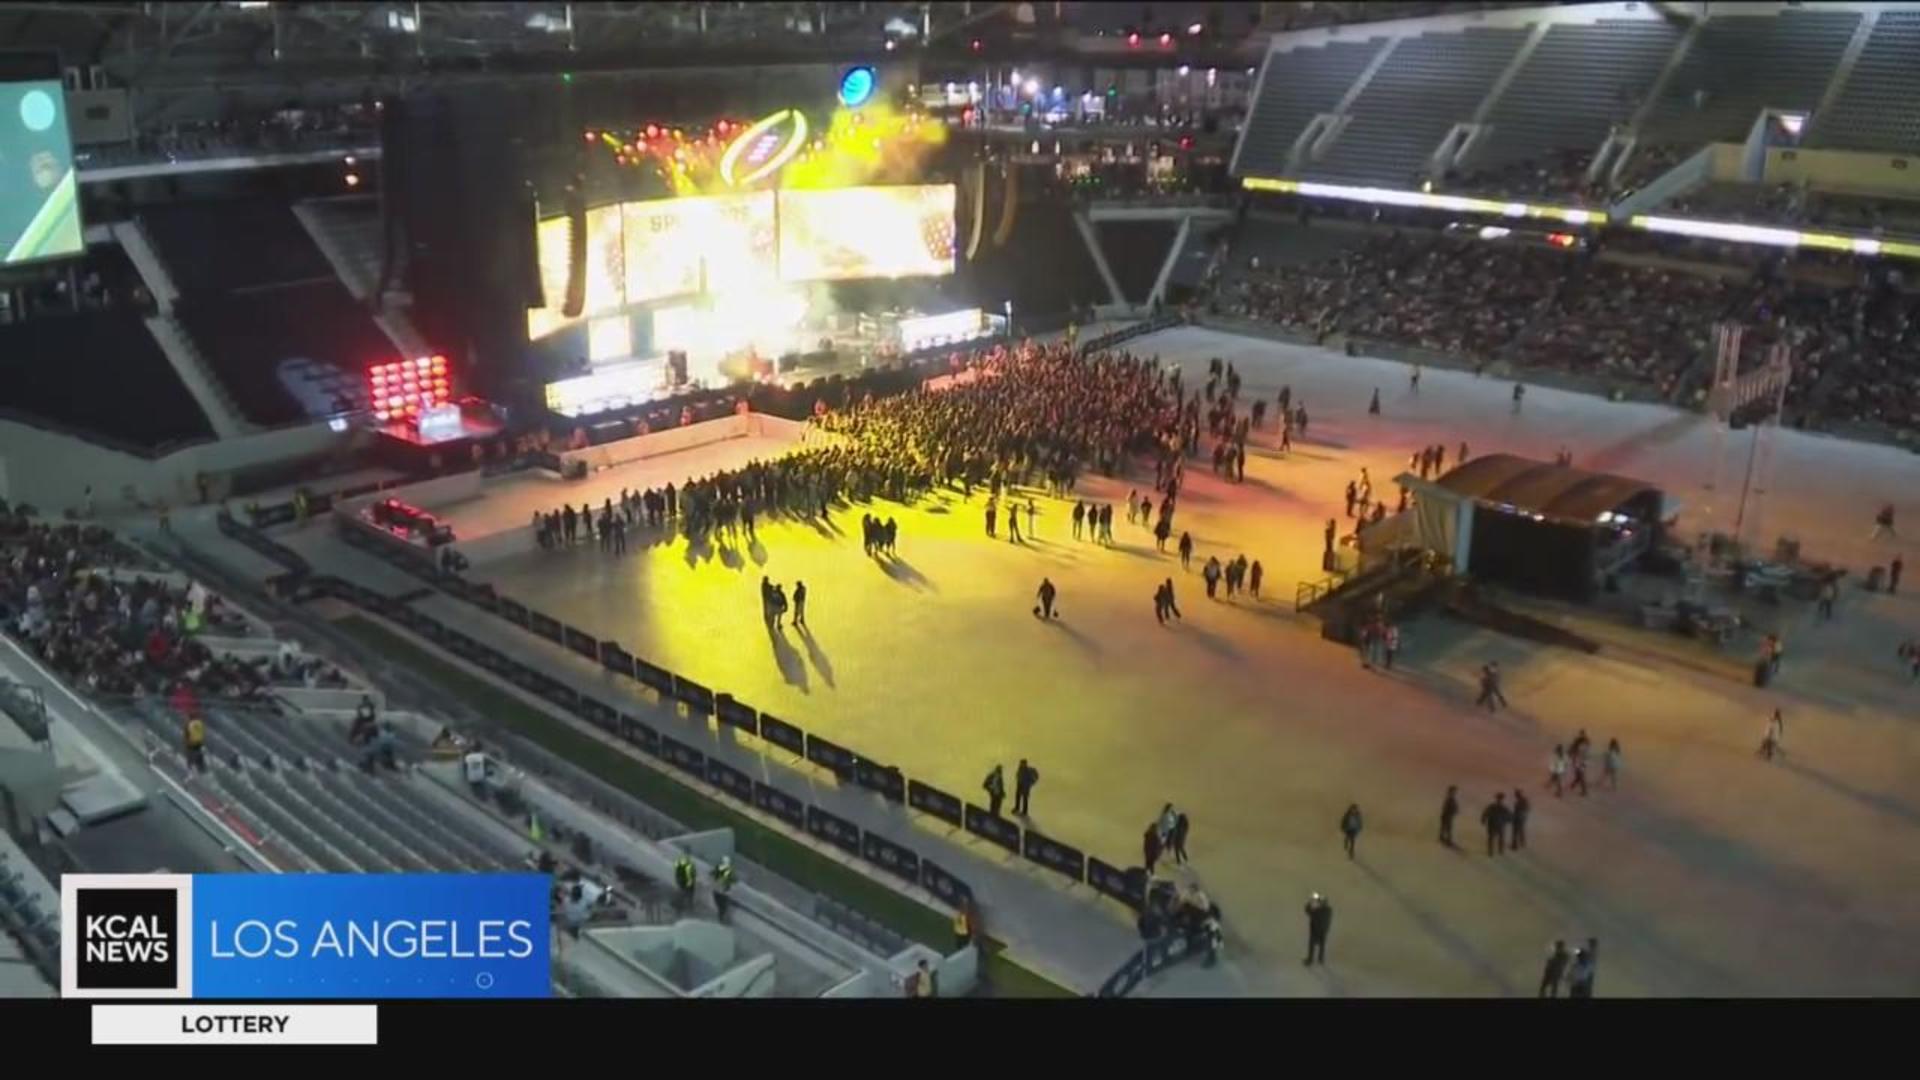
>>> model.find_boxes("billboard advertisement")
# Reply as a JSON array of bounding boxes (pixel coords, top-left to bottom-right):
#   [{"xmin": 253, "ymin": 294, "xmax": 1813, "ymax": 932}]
[{"xmin": 777, "ymin": 184, "xmax": 956, "ymax": 282}]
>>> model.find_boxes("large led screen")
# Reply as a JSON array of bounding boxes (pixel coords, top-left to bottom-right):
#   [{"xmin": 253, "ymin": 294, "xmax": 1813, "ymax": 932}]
[
  {"xmin": 527, "ymin": 204, "xmax": 624, "ymax": 340},
  {"xmin": 1, "ymin": 79, "xmax": 83, "ymax": 265},
  {"xmin": 777, "ymin": 184, "xmax": 955, "ymax": 283}
]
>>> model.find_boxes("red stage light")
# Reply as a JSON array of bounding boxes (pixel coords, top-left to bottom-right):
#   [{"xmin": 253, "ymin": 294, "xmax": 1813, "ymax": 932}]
[
  {"xmin": 1128, "ymin": 32, "xmax": 1140, "ymax": 47},
  {"xmin": 584, "ymin": 130, "xmax": 596, "ymax": 142},
  {"xmin": 1159, "ymin": 32, "xmax": 1172, "ymax": 46},
  {"xmin": 971, "ymin": 38, "xmax": 982, "ymax": 51}
]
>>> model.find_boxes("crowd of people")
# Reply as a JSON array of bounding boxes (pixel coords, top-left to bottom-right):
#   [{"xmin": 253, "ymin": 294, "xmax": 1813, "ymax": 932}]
[
  {"xmin": 0, "ymin": 507, "xmax": 262, "ymax": 700},
  {"xmin": 1212, "ymin": 221, "xmax": 1920, "ymax": 434}
]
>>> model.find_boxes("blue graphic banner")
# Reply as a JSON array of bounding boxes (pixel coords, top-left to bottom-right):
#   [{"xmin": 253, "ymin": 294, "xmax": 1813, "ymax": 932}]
[{"xmin": 191, "ymin": 874, "xmax": 551, "ymax": 999}]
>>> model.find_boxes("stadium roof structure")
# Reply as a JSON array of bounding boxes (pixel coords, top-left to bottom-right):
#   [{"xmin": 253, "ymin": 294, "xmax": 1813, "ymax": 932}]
[{"xmin": 1434, "ymin": 453, "xmax": 1663, "ymax": 524}]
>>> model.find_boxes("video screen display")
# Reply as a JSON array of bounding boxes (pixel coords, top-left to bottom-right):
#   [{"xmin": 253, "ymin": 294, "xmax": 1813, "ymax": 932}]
[
  {"xmin": 777, "ymin": 184, "xmax": 955, "ymax": 283},
  {"xmin": 1, "ymin": 79, "xmax": 83, "ymax": 265},
  {"xmin": 527, "ymin": 205, "xmax": 624, "ymax": 340}
]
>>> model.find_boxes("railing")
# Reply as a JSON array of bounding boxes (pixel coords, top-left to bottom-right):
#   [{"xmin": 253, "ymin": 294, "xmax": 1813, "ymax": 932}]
[{"xmin": 1096, "ymin": 928, "xmax": 1207, "ymax": 998}]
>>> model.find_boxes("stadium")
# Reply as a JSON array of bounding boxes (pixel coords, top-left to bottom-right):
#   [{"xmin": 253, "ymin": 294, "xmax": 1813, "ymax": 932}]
[{"xmin": 1, "ymin": 0, "xmax": 1917, "ymax": 1031}]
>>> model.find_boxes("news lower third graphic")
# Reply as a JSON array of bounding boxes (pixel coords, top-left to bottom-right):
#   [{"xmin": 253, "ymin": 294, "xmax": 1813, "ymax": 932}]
[{"xmin": 63, "ymin": 873, "xmax": 552, "ymax": 1000}]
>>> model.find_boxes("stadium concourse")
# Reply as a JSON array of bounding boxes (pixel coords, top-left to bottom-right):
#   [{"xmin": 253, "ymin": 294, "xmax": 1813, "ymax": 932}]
[{"xmin": 282, "ymin": 324, "xmax": 1920, "ymax": 997}]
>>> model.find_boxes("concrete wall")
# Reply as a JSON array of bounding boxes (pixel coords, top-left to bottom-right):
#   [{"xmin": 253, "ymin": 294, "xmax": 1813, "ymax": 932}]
[
  {"xmin": 555, "ymin": 411, "xmax": 807, "ymax": 475},
  {"xmin": 1764, "ymin": 148, "xmax": 1920, "ymax": 196},
  {"xmin": 0, "ymin": 416, "xmax": 354, "ymax": 515}
]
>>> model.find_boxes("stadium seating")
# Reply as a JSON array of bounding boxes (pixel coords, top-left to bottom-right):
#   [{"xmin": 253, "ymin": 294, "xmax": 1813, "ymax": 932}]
[
  {"xmin": 1472, "ymin": 19, "xmax": 1682, "ymax": 180},
  {"xmin": 139, "ymin": 198, "xmax": 336, "ymax": 297},
  {"xmin": 1095, "ymin": 221, "xmax": 1181, "ymax": 304},
  {"xmin": 1304, "ymin": 26, "xmax": 1530, "ymax": 187},
  {"xmin": 1235, "ymin": 37, "xmax": 1389, "ymax": 178},
  {"xmin": 1638, "ymin": 10, "xmax": 1860, "ymax": 147},
  {"xmin": 0, "ymin": 312, "xmax": 214, "ymax": 451},
  {"xmin": 176, "ymin": 281, "xmax": 397, "ymax": 428},
  {"xmin": 1807, "ymin": 11, "xmax": 1920, "ymax": 155}
]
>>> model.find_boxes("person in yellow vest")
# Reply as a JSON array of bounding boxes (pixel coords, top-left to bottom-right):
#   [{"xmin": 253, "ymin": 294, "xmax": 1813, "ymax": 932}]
[
  {"xmin": 906, "ymin": 958, "xmax": 938, "ymax": 999},
  {"xmin": 673, "ymin": 855, "xmax": 698, "ymax": 913},
  {"xmin": 952, "ymin": 903, "xmax": 973, "ymax": 951},
  {"xmin": 183, "ymin": 714, "xmax": 207, "ymax": 774},
  {"xmin": 710, "ymin": 856, "xmax": 737, "ymax": 922}
]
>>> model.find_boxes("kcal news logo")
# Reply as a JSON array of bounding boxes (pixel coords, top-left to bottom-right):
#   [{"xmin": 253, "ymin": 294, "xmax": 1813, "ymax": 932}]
[{"xmin": 63, "ymin": 873, "xmax": 551, "ymax": 1000}]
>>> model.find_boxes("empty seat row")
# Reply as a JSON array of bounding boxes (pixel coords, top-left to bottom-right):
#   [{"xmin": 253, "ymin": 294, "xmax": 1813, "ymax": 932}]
[
  {"xmin": 175, "ymin": 280, "xmax": 396, "ymax": 427},
  {"xmin": 140, "ymin": 199, "xmax": 336, "ymax": 298},
  {"xmin": 0, "ymin": 311, "xmax": 214, "ymax": 451},
  {"xmin": 1305, "ymin": 27, "xmax": 1531, "ymax": 187},
  {"xmin": 1808, "ymin": 12, "xmax": 1920, "ymax": 155},
  {"xmin": 1476, "ymin": 19, "xmax": 1682, "ymax": 170},
  {"xmin": 1235, "ymin": 37, "xmax": 1388, "ymax": 178},
  {"xmin": 1640, "ymin": 10, "xmax": 1859, "ymax": 146}
]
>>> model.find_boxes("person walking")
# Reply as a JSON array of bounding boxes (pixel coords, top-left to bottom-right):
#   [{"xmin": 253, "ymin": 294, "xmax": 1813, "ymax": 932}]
[
  {"xmin": 1482, "ymin": 792, "xmax": 1510, "ymax": 856},
  {"xmin": 183, "ymin": 712, "xmax": 207, "ymax": 774},
  {"xmin": 1008, "ymin": 500, "xmax": 1023, "ymax": 543},
  {"xmin": 1891, "ymin": 554, "xmax": 1903, "ymax": 595},
  {"xmin": 1382, "ymin": 622, "xmax": 1401, "ymax": 671},
  {"xmin": 1566, "ymin": 945, "xmax": 1597, "ymax": 998},
  {"xmin": 1162, "ymin": 578, "xmax": 1183, "ymax": 622},
  {"xmin": 1548, "ymin": 745, "xmax": 1568, "ymax": 797},
  {"xmin": 1570, "ymin": 746, "xmax": 1590, "ymax": 797},
  {"xmin": 1013, "ymin": 758, "xmax": 1039, "ymax": 816},
  {"xmin": 983, "ymin": 764, "xmax": 1007, "ymax": 816},
  {"xmin": 1368, "ymin": 388, "xmax": 1381, "ymax": 416},
  {"xmin": 1760, "ymin": 708, "xmax": 1785, "ymax": 761},
  {"xmin": 1510, "ymin": 789, "xmax": 1531, "ymax": 851},
  {"xmin": 1100, "ymin": 503, "xmax": 1114, "ymax": 544},
  {"xmin": 1170, "ymin": 811, "xmax": 1191, "ymax": 865},
  {"xmin": 1439, "ymin": 785, "xmax": 1460, "ymax": 848},
  {"xmin": 1026, "ymin": 498, "xmax": 1037, "ymax": 540},
  {"xmin": 1339, "ymin": 803, "xmax": 1363, "ymax": 860},
  {"xmin": 1203, "ymin": 556, "xmax": 1223, "ymax": 599},
  {"xmin": 1870, "ymin": 503, "xmax": 1897, "ymax": 541},
  {"xmin": 1034, "ymin": 577, "xmax": 1058, "ymax": 619},
  {"xmin": 1512, "ymin": 382, "xmax": 1526, "ymax": 414},
  {"xmin": 673, "ymin": 854, "xmax": 698, "ymax": 913},
  {"xmin": 986, "ymin": 500, "xmax": 998, "ymax": 538},
  {"xmin": 710, "ymin": 857, "xmax": 737, "ymax": 922},
  {"xmin": 1179, "ymin": 531, "xmax": 1194, "ymax": 569},
  {"xmin": 1143, "ymin": 823, "xmax": 1164, "ymax": 875},
  {"xmin": 1154, "ymin": 515, "xmax": 1172, "ymax": 552},
  {"xmin": 1410, "ymin": 364, "xmax": 1422, "ymax": 395},
  {"xmin": 1072, "ymin": 501, "xmax": 1086, "ymax": 540},
  {"xmin": 792, "ymin": 581, "xmax": 808, "ymax": 630},
  {"xmin": 1818, "ymin": 577, "xmax": 1837, "ymax": 620},
  {"xmin": 1303, "ymin": 894, "xmax": 1333, "ymax": 966},
  {"xmin": 1540, "ymin": 940, "xmax": 1571, "ymax": 998},
  {"xmin": 1476, "ymin": 661, "xmax": 1508, "ymax": 711},
  {"xmin": 1249, "ymin": 560, "xmax": 1264, "ymax": 599},
  {"xmin": 1602, "ymin": 739, "xmax": 1622, "ymax": 791}
]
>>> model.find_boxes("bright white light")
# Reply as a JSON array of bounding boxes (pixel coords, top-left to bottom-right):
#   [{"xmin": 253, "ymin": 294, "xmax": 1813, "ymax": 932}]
[
  {"xmin": 1023, "ymin": 78, "xmax": 1040, "ymax": 96},
  {"xmin": 1188, "ymin": 22, "xmax": 1204, "ymax": 35},
  {"xmin": 885, "ymin": 39, "xmax": 896, "ymax": 51},
  {"xmin": 1010, "ymin": 69, "xmax": 1021, "ymax": 85},
  {"xmin": 1178, "ymin": 65, "xmax": 1191, "ymax": 77},
  {"xmin": 1206, "ymin": 67, "xmax": 1217, "ymax": 87}
]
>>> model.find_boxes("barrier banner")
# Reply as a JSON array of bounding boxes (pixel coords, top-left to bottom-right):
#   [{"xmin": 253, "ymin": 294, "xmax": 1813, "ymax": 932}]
[
  {"xmin": 861, "ymin": 833, "xmax": 922, "ymax": 886},
  {"xmin": 545, "ymin": 682, "xmax": 581, "ymax": 715},
  {"xmin": 1086, "ymin": 857, "xmax": 1147, "ymax": 910},
  {"xmin": 907, "ymin": 780, "xmax": 964, "ymax": 828},
  {"xmin": 752, "ymin": 781, "xmax": 806, "ymax": 829},
  {"xmin": 673, "ymin": 678, "xmax": 715, "ymax": 717},
  {"xmin": 499, "ymin": 599, "xmax": 530, "ymax": 627},
  {"xmin": 529, "ymin": 611, "xmax": 564, "ymax": 643},
  {"xmin": 563, "ymin": 626, "xmax": 599, "ymax": 662},
  {"xmin": 599, "ymin": 642, "xmax": 634, "ymax": 678},
  {"xmin": 964, "ymin": 805, "xmax": 1022, "ymax": 853},
  {"xmin": 758, "ymin": 713, "xmax": 805, "ymax": 756},
  {"xmin": 853, "ymin": 759, "xmax": 906, "ymax": 804},
  {"xmin": 659, "ymin": 736, "xmax": 706, "ymax": 779},
  {"xmin": 442, "ymin": 576, "xmax": 472, "ymax": 603},
  {"xmin": 1021, "ymin": 830, "xmax": 1086, "ymax": 883},
  {"xmin": 805, "ymin": 734, "xmax": 857, "ymax": 779},
  {"xmin": 705, "ymin": 758, "xmax": 755, "ymax": 803},
  {"xmin": 577, "ymin": 697, "xmax": 619, "ymax": 734},
  {"xmin": 714, "ymin": 695, "xmax": 759, "ymax": 735},
  {"xmin": 805, "ymin": 805, "xmax": 862, "ymax": 856},
  {"xmin": 633, "ymin": 659, "xmax": 675, "ymax": 697},
  {"xmin": 620, "ymin": 715, "xmax": 661, "ymax": 756},
  {"xmin": 921, "ymin": 860, "xmax": 973, "ymax": 908}
]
